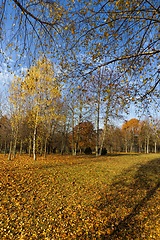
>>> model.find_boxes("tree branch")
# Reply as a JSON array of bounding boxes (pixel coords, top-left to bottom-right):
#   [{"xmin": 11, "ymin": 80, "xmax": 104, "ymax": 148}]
[
  {"xmin": 141, "ymin": 76, "xmax": 160, "ymax": 100},
  {"xmin": 84, "ymin": 50, "xmax": 160, "ymax": 76},
  {"xmin": 13, "ymin": 0, "xmax": 57, "ymax": 27}
]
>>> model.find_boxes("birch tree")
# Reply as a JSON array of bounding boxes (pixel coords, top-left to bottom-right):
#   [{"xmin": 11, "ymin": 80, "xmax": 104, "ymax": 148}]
[
  {"xmin": 9, "ymin": 57, "xmax": 61, "ymax": 160},
  {"xmin": 9, "ymin": 76, "xmax": 24, "ymax": 159}
]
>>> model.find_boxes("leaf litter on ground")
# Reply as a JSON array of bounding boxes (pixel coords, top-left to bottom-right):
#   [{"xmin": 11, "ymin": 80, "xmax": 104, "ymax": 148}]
[{"xmin": 0, "ymin": 153, "xmax": 159, "ymax": 239}]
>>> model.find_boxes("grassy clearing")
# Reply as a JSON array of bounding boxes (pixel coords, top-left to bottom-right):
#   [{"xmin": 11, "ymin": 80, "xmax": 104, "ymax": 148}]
[{"xmin": 0, "ymin": 153, "xmax": 160, "ymax": 239}]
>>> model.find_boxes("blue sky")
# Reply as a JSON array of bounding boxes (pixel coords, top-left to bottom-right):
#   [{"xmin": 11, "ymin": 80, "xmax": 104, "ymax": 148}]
[{"xmin": 0, "ymin": 63, "xmax": 13, "ymax": 86}]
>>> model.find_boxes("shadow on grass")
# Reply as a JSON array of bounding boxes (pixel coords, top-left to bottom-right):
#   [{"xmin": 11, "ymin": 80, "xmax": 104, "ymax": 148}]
[
  {"xmin": 76, "ymin": 153, "xmax": 140, "ymax": 157},
  {"xmin": 95, "ymin": 158, "xmax": 160, "ymax": 239}
]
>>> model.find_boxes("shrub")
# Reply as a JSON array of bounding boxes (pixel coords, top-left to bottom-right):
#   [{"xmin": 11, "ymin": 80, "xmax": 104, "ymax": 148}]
[
  {"xmin": 84, "ymin": 147, "xmax": 92, "ymax": 155},
  {"xmin": 98, "ymin": 148, "xmax": 107, "ymax": 155}
]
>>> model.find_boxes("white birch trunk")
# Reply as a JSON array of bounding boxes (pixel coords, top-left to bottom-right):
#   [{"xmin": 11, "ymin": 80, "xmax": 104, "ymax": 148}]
[
  {"xmin": 8, "ymin": 128, "xmax": 14, "ymax": 160},
  {"xmin": 44, "ymin": 138, "xmax": 47, "ymax": 158},
  {"xmin": 99, "ymin": 93, "xmax": 111, "ymax": 156},
  {"xmin": 33, "ymin": 111, "xmax": 38, "ymax": 161},
  {"xmin": 8, "ymin": 140, "xmax": 13, "ymax": 161},
  {"xmin": 147, "ymin": 135, "xmax": 149, "ymax": 154},
  {"xmin": 96, "ymin": 90, "xmax": 100, "ymax": 157},
  {"xmin": 33, "ymin": 125, "xmax": 37, "ymax": 161},
  {"xmin": 155, "ymin": 141, "xmax": 157, "ymax": 153},
  {"xmin": 13, "ymin": 126, "xmax": 18, "ymax": 159}
]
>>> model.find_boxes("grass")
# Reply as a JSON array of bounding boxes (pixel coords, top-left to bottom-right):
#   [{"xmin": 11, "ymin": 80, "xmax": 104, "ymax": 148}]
[{"xmin": 0, "ymin": 153, "xmax": 160, "ymax": 239}]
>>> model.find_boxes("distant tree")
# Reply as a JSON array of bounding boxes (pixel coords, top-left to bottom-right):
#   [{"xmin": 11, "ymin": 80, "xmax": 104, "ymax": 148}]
[
  {"xmin": 122, "ymin": 119, "xmax": 140, "ymax": 153},
  {"xmin": 151, "ymin": 119, "xmax": 160, "ymax": 153},
  {"xmin": 97, "ymin": 68, "xmax": 128, "ymax": 156},
  {"xmin": 77, "ymin": 121, "xmax": 96, "ymax": 153},
  {"xmin": 0, "ymin": 115, "xmax": 11, "ymax": 155},
  {"xmin": 141, "ymin": 120, "xmax": 154, "ymax": 154},
  {"xmin": 9, "ymin": 75, "xmax": 25, "ymax": 159},
  {"xmin": 69, "ymin": 121, "xmax": 95, "ymax": 154}
]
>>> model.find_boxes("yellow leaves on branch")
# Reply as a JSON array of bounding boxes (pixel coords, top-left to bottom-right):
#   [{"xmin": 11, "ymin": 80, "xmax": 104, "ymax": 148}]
[{"xmin": 9, "ymin": 57, "xmax": 62, "ymax": 128}]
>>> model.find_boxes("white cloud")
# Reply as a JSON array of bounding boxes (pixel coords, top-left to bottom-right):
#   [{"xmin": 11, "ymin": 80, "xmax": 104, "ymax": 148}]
[{"xmin": 0, "ymin": 64, "xmax": 14, "ymax": 86}]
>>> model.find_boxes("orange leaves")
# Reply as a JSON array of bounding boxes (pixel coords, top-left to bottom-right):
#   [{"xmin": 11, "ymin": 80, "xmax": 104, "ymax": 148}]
[
  {"xmin": 122, "ymin": 118, "xmax": 140, "ymax": 131},
  {"xmin": 1, "ymin": 153, "xmax": 160, "ymax": 239},
  {"xmin": 104, "ymin": 32, "xmax": 109, "ymax": 38}
]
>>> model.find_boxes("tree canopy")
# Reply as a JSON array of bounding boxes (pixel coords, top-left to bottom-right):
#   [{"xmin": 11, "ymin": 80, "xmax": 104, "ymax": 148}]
[{"xmin": 1, "ymin": 0, "xmax": 160, "ymax": 112}]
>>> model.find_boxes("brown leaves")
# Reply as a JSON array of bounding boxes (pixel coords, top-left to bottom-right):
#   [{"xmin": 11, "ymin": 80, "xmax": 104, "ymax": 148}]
[{"xmin": 0, "ymin": 154, "xmax": 159, "ymax": 239}]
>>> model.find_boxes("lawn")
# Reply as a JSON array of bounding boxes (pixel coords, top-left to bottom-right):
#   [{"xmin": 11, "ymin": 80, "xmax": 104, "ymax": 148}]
[{"xmin": 0, "ymin": 153, "xmax": 160, "ymax": 239}]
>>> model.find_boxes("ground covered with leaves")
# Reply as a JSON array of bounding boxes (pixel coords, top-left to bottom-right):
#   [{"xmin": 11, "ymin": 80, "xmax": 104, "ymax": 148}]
[{"xmin": 0, "ymin": 153, "xmax": 160, "ymax": 239}]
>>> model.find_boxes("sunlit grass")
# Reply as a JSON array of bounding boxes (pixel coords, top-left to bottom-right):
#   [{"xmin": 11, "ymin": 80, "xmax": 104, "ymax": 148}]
[{"xmin": 0, "ymin": 153, "xmax": 160, "ymax": 239}]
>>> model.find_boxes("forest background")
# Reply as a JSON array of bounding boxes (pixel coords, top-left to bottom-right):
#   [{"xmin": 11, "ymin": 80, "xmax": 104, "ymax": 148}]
[{"xmin": 0, "ymin": 0, "xmax": 160, "ymax": 159}]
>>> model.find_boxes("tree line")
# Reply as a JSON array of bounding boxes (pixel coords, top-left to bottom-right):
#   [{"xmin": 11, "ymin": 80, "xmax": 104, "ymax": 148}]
[
  {"xmin": 1, "ymin": 69, "xmax": 160, "ymax": 159},
  {"xmin": 0, "ymin": 114, "xmax": 160, "ymax": 158}
]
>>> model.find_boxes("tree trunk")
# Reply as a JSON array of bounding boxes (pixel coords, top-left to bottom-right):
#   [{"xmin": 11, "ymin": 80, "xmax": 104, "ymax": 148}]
[
  {"xmin": 61, "ymin": 123, "xmax": 66, "ymax": 155},
  {"xmin": 33, "ymin": 126, "xmax": 37, "ymax": 161},
  {"xmin": 4, "ymin": 140, "xmax": 6, "ymax": 157},
  {"xmin": 125, "ymin": 144, "xmax": 128, "ymax": 153},
  {"xmin": 20, "ymin": 140, "xmax": 23, "ymax": 156},
  {"xmin": 96, "ymin": 88, "xmax": 100, "ymax": 157},
  {"xmin": 146, "ymin": 135, "xmax": 149, "ymax": 154},
  {"xmin": 138, "ymin": 138, "xmax": 141, "ymax": 153},
  {"xmin": 99, "ymin": 125, "xmax": 107, "ymax": 156},
  {"xmin": 8, "ymin": 128, "xmax": 14, "ymax": 160},
  {"xmin": 99, "ymin": 93, "xmax": 111, "ymax": 156},
  {"xmin": 13, "ymin": 126, "xmax": 18, "ymax": 159},
  {"xmin": 130, "ymin": 143, "xmax": 133, "ymax": 153},
  {"xmin": 75, "ymin": 118, "xmax": 81, "ymax": 155},
  {"xmin": 144, "ymin": 137, "xmax": 147, "ymax": 153},
  {"xmin": 8, "ymin": 140, "xmax": 12, "ymax": 160},
  {"xmin": 71, "ymin": 108, "xmax": 75, "ymax": 155},
  {"xmin": 61, "ymin": 135, "xmax": 64, "ymax": 155},
  {"xmin": 44, "ymin": 138, "xmax": 47, "ymax": 158},
  {"xmin": 13, "ymin": 140, "xmax": 17, "ymax": 158},
  {"xmin": 29, "ymin": 137, "xmax": 32, "ymax": 157},
  {"xmin": 13, "ymin": 137, "xmax": 17, "ymax": 159},
  {"xmin": 74, "ymin": 103, "xmax": 82, "ymax": 156},
  {"xmin": 119, "ymin": 146, "xmax": 120, "ymax": 154},
  {"xmin": 33, "ymin": 112, "xmax": 38, "ymax": 161},
  {"xmin": 40, "ymin": 139, "xmax": 43, "ymax": 156},
  {"xmin": 155, "ymin": 141, "xmax": 157, "ymax": 153}
]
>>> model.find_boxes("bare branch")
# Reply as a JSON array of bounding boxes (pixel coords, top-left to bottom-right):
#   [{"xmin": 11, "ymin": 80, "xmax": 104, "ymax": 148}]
[
  {"xmin": 84, "ymin": 50, "xmax": 160, "ymax": 76},
  {"xmin": 13, "ymin": 0, "xmax": 58, "ymax": 27}
]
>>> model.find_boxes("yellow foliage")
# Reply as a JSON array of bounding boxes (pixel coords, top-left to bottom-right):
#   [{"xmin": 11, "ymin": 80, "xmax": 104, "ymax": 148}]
[{"xmin": 9, "ymin": 57, "xmax": 63, "ymax": 136}]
